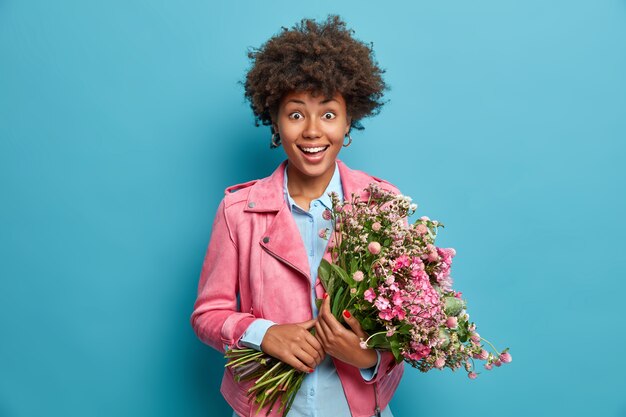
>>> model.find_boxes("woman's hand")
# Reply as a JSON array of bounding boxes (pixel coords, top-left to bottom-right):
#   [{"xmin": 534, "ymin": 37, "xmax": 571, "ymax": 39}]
[
  {"xmin": 314, "ymin": 293, "xmax": 378, "ymax": 369},
  {"xmin": 260, "ymin": 319, "xmax": 326, "ymax": 373}
]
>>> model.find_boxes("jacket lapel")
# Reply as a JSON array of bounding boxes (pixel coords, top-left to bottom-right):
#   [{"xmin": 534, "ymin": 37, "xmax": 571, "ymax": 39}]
[
  {"xmin": 245, "ymin": 159, "xmax": 310, "ymax": 280},
  {"xmin": 245, "ymin": 158, "xmax": 375, "ymax": 286}
]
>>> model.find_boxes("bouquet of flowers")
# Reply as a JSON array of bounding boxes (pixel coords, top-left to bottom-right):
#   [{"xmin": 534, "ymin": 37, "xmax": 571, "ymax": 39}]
[{"xmin": 225, "ymin": 183, "xmax": 511, "ymax": 416}]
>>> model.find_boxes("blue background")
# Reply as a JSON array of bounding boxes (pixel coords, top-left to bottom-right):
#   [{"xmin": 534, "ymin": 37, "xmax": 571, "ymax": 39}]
[{"xmin": 1, "ymin": 1, "xmax": 625, "ymax": 416}]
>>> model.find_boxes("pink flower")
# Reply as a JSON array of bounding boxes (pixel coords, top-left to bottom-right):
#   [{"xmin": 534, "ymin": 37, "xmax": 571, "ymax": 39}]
[
  {"xmin": 375, "ymin": 296, "xmax": 390, "ymax": 311},
  {"xmin": 350, "ymin": 288, "xmax": 357, "ymax": 294},
  {"xmin": 500, "ymin": 352, "xmax": 512, "ymax": 363},
  {"xmin": 470, "ymin": 333, "xmax": 481, "ymax": 343},
  {"xmin": 419, "ymin": 216, "xmax": 430, "ymax": 221},
  {"xmin": 318, "ymin": 228, "xmax": 328, "ymax": 239},
  {"xmin": 322, "ymin": 209, "xmax": 332, "ymax": 220},
  {"xmin": 393, "ymin": 305, "xmax": 406, "ymax": 320},
  {"xmin": 364, "ymin": 288, "xmax": 376, "ymax": 302},
  {"xmin": 468, "ymin": 372, "xmax": 478, "ymax": 380},
  {"xmin": 372, "ymin": 222, "xmax": 382, "ymax": 231},
  {"xmin": 353, "ymin": 270, "xmax": 364, "ymax": 282},
  {"xmin": 479, "ymin": 349, "xmax": 489, "ymax": 360},
  {"xmin": 392, "ymin": 291, "xmax": 403, "ymax": 306},
  {"xmin": 427, "ymin": 250, "xmax": 439, "ymax": 262},
  {"xmin": 416, "ymin": 224, "xmax": 428, "ymax": 235},
  {"xmin": 359, "ymin": 340, "xmax": 368, "ymax": 349},
  {"xmin": 386, "ymin": 326, "xmax": 397, "ymax": 337},
  {"xmin": 454, "ymin": 291, "xmax": 463, "ymax": 299},
  {"xmin": 393, "ymin": 255, "xmax": 410, "ymax": 271},
  {"xmin": 484, "ymin": 363, "xmax": 493, "ymax": 370},
  {"xmin": 384, "ymin": 275, "xmax": 395, "ymax": 285},
  {"xmin": 379, "ymin": 309, "xmax": 394, "ymax": 321},
  {"xmin": 446, "ymin": 317, "xmax": 458, "ymax": 329},
  {"xmin": 434, "ymin": 357, "xmax": 446, "ymax": 369},
  {"xmin": 368, "ymin": 242, "xmax": 381, "ymax": 255},
  {"xmin": 494, "ymin": 359, "xmax": 502, "ymax": 367}
]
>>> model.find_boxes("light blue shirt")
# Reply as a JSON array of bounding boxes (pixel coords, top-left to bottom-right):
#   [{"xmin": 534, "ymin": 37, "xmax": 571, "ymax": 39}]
[{"xmin": 232, "ymin": 161, "xmax": 393, "ymax": 417}]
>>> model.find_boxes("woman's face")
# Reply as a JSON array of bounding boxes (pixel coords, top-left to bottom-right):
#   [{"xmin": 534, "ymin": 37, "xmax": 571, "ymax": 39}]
[{"xmin": 273, "ymin": 90, "xmax": 351, "ymax": 184}]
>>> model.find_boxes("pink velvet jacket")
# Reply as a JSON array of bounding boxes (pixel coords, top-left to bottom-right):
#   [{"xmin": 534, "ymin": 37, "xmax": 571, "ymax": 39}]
[{"xmin": 190, "ymin": 158, "xmax": 405, "ymax": 417}]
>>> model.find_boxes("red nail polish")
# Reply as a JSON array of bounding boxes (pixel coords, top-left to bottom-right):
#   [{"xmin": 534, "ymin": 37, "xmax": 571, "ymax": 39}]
[
  {"xmin": 343, "ymin": 310, "xmax": 351, "ymax": 318},
  {"xmin": 308, "ymin": 368, "xmax": 314, "ymax": 373},
  {"xmin": 323, "ymin": 292, "xmax": 328, "ymax": 299}
]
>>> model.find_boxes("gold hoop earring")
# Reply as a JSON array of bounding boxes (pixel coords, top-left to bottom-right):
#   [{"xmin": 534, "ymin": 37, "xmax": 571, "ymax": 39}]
[
  {"xmin": 270, "ymin": 132, "xmax": 281, "ymax": 149},
  {"xmin": 343, "ymin": 133, "xmax": 352, "ymax": 148}
]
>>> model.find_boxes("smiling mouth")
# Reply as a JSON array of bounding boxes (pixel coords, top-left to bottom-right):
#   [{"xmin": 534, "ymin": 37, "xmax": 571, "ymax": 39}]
[{"xmin": 297, "ymin": 145, "xmax": 330, "ymax": 155}]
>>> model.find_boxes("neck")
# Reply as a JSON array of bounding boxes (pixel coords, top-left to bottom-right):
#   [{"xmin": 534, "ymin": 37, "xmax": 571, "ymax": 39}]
[{"xmin": 286, "ymin": 161, "xmax": 335, "ymax": 199}]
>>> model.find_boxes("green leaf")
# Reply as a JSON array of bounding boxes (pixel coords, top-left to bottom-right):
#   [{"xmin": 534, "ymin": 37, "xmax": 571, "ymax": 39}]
[
  {"xmin": 457, "ymin": 318, "xmax": 469, "ymax": 343},
  {"xmin": 367, "ymin": 332, "xmax": 391, "ymax": 349},
  {"xmin": 390, "ymin": 338, "xmax": 401, "ymax": 361},
  {"xmin": 350, "ymin": 257, "xmax": 359, "ymax": 275},
  {"xmin": 330, "ymin": 263, "xmax": 354, "ymax": 286},
  {"xmin": 361, "ymin": 317, "xmax": 375, "ymax": 331},
  {"xmin": 332, "ymin": 286, "xmax": 345, "ymax": 317},
  {"xmin": 318, "ymin": 259, "xmax": 331, "ymax": 285},
  {"xmin": 443, "ymin": 296, "xmax": 465, "ymax": 316}
]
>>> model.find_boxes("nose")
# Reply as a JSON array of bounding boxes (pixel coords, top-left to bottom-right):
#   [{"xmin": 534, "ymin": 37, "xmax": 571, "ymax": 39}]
[{"xmin": 302, "ymin": 116, "xmax": 322, "ymax": 139}]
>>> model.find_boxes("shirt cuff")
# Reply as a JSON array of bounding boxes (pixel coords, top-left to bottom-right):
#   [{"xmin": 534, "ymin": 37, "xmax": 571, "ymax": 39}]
[
  {"xmin": 359, "ymin": 349, "xmax": 382, "ymax": 381},
  {"xmin": 238, "ymin": 319, "xmax": 276, "ymax": 351}
]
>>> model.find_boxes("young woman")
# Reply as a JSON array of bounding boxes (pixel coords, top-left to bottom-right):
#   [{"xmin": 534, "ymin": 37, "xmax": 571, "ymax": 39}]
[{"xmin": 191, "ymin": 15, "xmax": 405, "ymax": 417}]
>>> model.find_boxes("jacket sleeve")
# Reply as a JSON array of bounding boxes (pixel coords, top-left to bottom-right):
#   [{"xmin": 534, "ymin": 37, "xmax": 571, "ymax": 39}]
[
  {"xmin": 362, "ymin": 350, "xmax": 401, "ymax": 385},
  {"xmin": 190, "ymin": 198, "xmax": 258, "ymax": 353}
]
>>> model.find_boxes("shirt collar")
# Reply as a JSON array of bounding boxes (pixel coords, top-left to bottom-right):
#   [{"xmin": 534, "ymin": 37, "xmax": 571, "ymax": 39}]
[{"xmin": 283, "ymin": 161, "xmax": 343, "ymax": 211}]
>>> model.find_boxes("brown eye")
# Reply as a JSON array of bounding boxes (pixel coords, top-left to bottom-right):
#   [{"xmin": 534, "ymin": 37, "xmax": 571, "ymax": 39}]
[
  {"xmin": 323, "ymin": 112, "xmax": 336, "ymax": 120},
  {"xmin": 289, "ymin": 112, "xmax": 303, "ymax": 120}
]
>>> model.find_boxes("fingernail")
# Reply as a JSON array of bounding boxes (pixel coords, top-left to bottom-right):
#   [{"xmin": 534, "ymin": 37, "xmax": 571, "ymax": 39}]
[
  {"xmin": 343, "ymin": 310, "xmax": 351, "ymax": 318},
  {"xmin": 323, "ymin": 293, "xmax": 328, "ymax": 299},
  {"xmin": 308, "ymin": 368, "xmax": 314, "ymax": 373}
]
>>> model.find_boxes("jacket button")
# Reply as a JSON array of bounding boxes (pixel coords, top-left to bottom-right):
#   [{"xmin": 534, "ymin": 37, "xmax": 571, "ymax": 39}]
[
  {"xmin": 262, "ymin": 237, "xmax": 270, "ymax": 243},
  {"xmin": 248, "ymin": 202, "xmax": 255, "ymax": 208}
]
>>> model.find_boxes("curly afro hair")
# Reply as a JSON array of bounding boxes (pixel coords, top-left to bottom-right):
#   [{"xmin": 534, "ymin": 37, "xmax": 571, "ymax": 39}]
[{"xmin": 241, "ymin": 14, "xmax": 389, "ymax": 133}]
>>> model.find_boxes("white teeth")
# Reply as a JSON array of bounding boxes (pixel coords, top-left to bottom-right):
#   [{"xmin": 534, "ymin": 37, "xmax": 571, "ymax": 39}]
[{"xmin": 300, "ymin": 146, "xmax": 328, "ymax": 153}]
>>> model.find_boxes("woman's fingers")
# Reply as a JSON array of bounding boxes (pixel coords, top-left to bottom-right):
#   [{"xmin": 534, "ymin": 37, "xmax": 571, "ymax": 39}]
[
  {"xmin": 319, "ymin": 293, "xmax": 346, "ymax": 335},
  {"xmin": 341, "ymin": 309, "xmax": 367, "ymax": 339}
]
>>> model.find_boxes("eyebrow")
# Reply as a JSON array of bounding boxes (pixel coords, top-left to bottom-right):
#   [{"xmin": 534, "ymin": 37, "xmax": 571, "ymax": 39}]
[{"xmin": 286, "ymin": 98, "xmax": 338, "ymax": 105}]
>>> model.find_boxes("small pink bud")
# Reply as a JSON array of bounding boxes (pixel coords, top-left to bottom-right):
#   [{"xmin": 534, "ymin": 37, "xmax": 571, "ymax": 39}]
[
  {"xmin": 494, "ymin": 359, "xmax": 502, "ymax": 367},
  {"xmin": 484, "ymin": 363, "xmax": 493, "ymax": 370},
  {"xmin": 415, "ymin": 224, "xmax": 428, "ymax": 235},
  {"xmin": 434, "ymin": 358, "xmax": 445, "ymax": 369},
  {"xmin": 470, "ymin": 332, "xmax": 481, "ymax": 343},
  {"xmin": 372, "ymin": 222, "xmax": 382, "ymax": 231},
  {"xmin": 322, "ymin": 209, "xmax": 332, "ymax": 220},
  {"xmin": 446, "ymin": 317, "xmax": 458, "ymax": 329},
  {"xmin": 479, "ymin": 349, "xmax": 489, "ymax": 360},
  {"xmin": 352, "ymin": 271, "xmax": 364, "ymax": 282},
  {"xmin": 468, "ymin": 372, "xmax": 478, "ymax": 379},
  {"xmin": 454, "ymin": 291, "xmax": 463, "ymax": 299},
  {"xmin": 499, "ymin": 352, "xmax": 512, "ymax": 363},
  {"xmin": 368, "ymin": 241, "xmax": 381, "ymax": 255}
]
